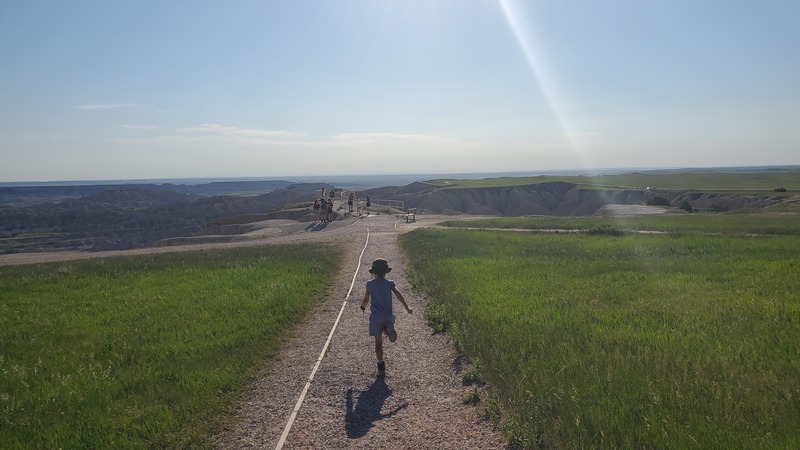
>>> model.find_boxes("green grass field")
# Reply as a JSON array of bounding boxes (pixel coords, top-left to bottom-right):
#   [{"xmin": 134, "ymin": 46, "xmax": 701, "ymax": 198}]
[
  {"xmin": 399, "ymin": 225, "xmax": 800, "ymax": 448},
  {"xmin": 441, "ymin": 210, "xmax": 800, "ymax": 235},
  {"xmin": 423, "ymin": 169, "xmax": 800, "ymax": 193},
  {"xmin": 0, "ymin": 244, "xmax": 341, "ymax": 448}
]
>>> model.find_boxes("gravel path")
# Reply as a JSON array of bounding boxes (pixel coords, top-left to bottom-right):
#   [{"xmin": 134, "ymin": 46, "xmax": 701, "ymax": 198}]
[{"xmin": 214, "ymin": 213, "xmax": 509, "ymax": 449}]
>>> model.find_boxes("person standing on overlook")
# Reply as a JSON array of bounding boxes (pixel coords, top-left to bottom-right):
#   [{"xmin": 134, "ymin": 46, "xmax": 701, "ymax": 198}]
[{"xmin": 313, "ymin": 199, "xmax": 321, "ymax": 223}]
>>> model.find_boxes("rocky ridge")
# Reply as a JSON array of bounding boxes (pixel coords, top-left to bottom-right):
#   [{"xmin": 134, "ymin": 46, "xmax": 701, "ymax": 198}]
[
  {"xmin": 366, "ymin": 181, "xmax": 792, "ymax": 216},
  {"xmin": 1, "ymin": 179, "xmax": 795, "ymax": 255},
  {"xmin": 0, "ymin": 182, "xmax": 327, "ymax": 254}
]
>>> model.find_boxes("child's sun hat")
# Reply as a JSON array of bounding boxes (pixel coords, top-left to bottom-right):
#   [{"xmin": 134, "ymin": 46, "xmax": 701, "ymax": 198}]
[{"xmin": 369, "ymin": 258, "xmax": 392, "ymax": 275}]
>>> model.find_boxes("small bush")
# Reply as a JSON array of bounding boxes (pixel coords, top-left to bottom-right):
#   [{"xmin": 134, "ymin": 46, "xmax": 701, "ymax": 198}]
[
  {"xmin": 708, "ymin": 203, "xmax": 729, "ymax": 212},
  {"xmin": 647, "ymin": 196, "xmax": 671, "ymax": 206},
  {"xmin": 586, "ymin": 226, "xmax": 626, "ymax": 236},
  {"xmin": 463, "ymin": 388, "xmax": 481, "ymax": 405},
  {"xmin": 424, "ymin": 302, "xmax": 451, "ymax": 333},
  {"xmin": 449, "ymin": 321, "xmax": 469, "ymax": 356},
  {"xmin": 462, "ymin": 366, "xmax": 485, "ymax": 386},
  {"xmin": 481, "ymin": 393, "xmax": 503, "ymax": 423}
]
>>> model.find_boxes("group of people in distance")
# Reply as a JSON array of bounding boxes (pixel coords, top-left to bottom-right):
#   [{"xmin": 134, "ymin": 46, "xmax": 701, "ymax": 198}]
[
  {"xmin": 345, "ymin": 191, "xmax": 371, "ymax": 216},
  {"xmin": 312, "ymin": 197, "xmax": 334, "ymax": 223},
  {"xmin": 312, "ymin": 188, "xmax": 371, "ymax": 223}
]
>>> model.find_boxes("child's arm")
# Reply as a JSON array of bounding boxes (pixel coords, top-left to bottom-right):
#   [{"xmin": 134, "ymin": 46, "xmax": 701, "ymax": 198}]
[
  {"xmin": 360, "ymin": 285, "xmax": 370, "ymax": 312},
  {"xmin": 392, "ymin": 286, "xmax": 413, "ymax": 314}
]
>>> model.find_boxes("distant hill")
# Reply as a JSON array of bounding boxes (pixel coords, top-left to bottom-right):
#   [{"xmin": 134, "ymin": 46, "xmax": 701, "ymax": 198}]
[
  {"xmin": 0, "ymin": 180, "xmax": 294, "ymax": 207},
  {"xmin": 0, "ymin": 182, "xmax": 325, "ymax": 254}
]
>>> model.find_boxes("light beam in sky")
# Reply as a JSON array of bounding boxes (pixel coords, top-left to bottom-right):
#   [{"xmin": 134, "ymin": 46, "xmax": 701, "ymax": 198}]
[{"xmin": 497, "ymin": 0, "xmax": 594, "ymax": 170}]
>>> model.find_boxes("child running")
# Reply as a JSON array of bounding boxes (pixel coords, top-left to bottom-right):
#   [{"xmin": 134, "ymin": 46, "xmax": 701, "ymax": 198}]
[{"xmin": 360, "ymin": 258, "xmax": 412, "ymax": 377}]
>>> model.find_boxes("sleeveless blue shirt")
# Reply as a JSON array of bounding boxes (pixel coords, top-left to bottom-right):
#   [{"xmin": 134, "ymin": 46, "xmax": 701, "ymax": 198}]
[{"xmin": 367, "ymin": 278, "xmax": 395, "ymax": 316}]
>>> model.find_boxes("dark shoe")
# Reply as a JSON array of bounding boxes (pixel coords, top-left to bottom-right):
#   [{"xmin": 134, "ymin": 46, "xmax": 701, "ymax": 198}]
[
  {"xmin": 377, "ymin": 361, "xmax": 386, "ymax": 377},
  {"xmin": 385, "ymin": 323, "xmax": 397, "ymax": 343}
]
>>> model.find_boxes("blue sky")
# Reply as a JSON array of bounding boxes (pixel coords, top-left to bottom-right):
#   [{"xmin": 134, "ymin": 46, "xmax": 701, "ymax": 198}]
[{"xmin": 1, "ymin": 0, "xmax": 798, "ymax": 182}]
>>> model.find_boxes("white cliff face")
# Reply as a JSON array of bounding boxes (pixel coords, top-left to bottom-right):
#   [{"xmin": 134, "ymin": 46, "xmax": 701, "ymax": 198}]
[{"xmin": 374, "ymin": 182, "xmax": 787, "ymax": 217}]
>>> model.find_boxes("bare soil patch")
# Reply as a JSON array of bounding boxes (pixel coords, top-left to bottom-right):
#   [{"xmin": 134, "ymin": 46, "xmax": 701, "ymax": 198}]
[{"xmin": 594, "ymin": 204, "xmax": 671, "ymax": 216}]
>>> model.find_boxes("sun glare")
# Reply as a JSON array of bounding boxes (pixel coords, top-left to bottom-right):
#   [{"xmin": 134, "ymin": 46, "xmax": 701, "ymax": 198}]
[{"xmin": 497, "ymin": 0, "xmax": 594, "ymax": 171}]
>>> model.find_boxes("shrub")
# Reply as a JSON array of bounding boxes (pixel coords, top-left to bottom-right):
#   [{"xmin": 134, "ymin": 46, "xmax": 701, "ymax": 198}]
[
  {"xmin": 708, "ymin": 203, "xmax": 729, "ymax": 212},
  {"xmin": 463, "ymin": 389, "xmax": 481, "ymax": 405},
  {"xmin": 647, "ymin": 196, "xmax": 671, "ymax": 206},
  {"xmin": 586, "ymin": 226, "xmax": 626, "ymax": 236},
  {"xmin": 424, "ymin": 301, "xmax": 451, "ymax": 333},
  {"xmin": 462, "ymin": 365, "xmax": 485, "ymax": 386}
]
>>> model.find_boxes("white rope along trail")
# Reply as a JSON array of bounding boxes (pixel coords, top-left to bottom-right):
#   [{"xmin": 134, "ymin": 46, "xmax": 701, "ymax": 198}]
[{"xmin": 275, "ymin": 228, "xmax": 371, "ymax": 449}]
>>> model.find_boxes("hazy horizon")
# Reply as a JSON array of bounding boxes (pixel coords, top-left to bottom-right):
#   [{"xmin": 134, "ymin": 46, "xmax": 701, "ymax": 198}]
[
  {"xmin": 2, "ymin": 1, "xmax": 798, "ymax": 182},
  {"xmin": 2, "ymin": 164, "xmax": 798, "ymax": 189},
  {"xmin": 0, "ymin": 166, "xmax": 634, "ymax": 187}
]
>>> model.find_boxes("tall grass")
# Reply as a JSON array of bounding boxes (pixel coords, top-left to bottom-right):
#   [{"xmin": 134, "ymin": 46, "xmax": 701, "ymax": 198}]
[
  {"xmin": 400, "ymin": 229, "xmax": 800, "ymax": 448},
  {"xmin": 0, "ymin": 244, "xmax": 341, "ymax": 448}
]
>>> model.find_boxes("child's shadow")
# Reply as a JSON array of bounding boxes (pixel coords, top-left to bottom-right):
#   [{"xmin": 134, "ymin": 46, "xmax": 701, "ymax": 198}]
[{"xmin": 345, "ymin": 378, "xmax": 407, "ymax": 439}]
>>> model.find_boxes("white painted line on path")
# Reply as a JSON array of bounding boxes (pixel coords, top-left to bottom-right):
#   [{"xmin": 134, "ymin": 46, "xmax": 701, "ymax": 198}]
[{"xmin": 275, "ymin": 227, "xmax": 371, "ymax": 450}]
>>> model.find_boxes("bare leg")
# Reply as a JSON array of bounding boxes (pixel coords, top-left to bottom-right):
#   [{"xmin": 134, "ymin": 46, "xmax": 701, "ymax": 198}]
[{"xmin": 374, "ymin": 334, "xmax": 384, "ymax": 361}]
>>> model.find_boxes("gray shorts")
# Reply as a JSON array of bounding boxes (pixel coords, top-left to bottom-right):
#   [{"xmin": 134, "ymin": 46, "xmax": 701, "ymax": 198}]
[{"xmin": 369, "ymin": 314, "xmax": 395, "ymax": 337}]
